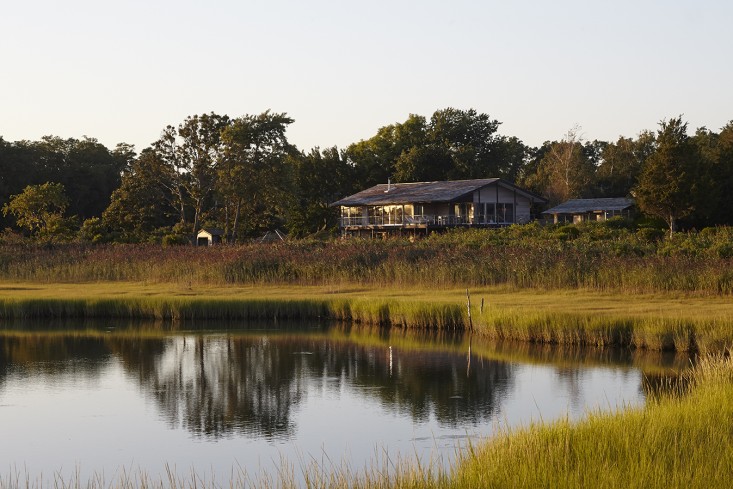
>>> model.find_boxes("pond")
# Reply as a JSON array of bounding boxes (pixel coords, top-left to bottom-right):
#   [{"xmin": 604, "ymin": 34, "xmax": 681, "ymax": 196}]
[{"xmin": 0, "ymin": 321, "xmax": 688, "ymax": 485}]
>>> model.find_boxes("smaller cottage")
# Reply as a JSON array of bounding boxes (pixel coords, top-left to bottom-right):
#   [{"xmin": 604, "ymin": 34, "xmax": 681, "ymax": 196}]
[
  {"xmin": 543, "ymin": 198, "xmax": 635, "ymax": 224},
  {"xmin": 196, "ymin": 228, "xmax": 224, "ymax": 246}
]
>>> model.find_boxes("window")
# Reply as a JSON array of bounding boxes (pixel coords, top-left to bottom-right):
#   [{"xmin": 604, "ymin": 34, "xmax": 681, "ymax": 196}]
[{"xmin": 497, "ymin": 203, "xmax": 514, "ymax": 223}]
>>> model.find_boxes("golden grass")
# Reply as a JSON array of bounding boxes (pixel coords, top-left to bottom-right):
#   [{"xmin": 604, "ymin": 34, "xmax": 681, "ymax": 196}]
[
  {"xmin": 1, "ymin": 281, "xmax": 732, "ymax": 352},
  {"xmin": 451, "ymin": 355, "xmax": 733, "ymax": 489},
  {"xmin": 1, "ymin": 282, "xmax": 732, "ymax": 320}
]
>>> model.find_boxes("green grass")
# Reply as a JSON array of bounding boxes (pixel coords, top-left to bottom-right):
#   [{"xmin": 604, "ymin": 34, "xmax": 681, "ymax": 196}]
[
  {"xmin": 2, "ymin": 282, "xmax": 732, "ymax": 352},
  {"xmin": 451, "ymin": 354, "xmax": 733, "ymax": 489}
]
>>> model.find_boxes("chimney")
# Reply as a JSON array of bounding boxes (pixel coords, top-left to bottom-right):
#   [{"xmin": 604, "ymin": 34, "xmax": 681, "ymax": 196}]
[{"xmin": 385, "ymin": 178, "xmax": 392, "ymax": 193}]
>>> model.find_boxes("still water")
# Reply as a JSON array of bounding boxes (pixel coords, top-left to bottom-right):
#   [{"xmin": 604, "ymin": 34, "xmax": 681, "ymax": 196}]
[{"xmin": 0, "ymin": 321, "xmax": 685, "ymax": 484}]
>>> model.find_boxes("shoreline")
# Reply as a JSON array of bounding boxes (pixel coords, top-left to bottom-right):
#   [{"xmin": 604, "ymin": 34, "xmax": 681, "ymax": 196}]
[{"xmin": 2, "ymin": 282, "xmax": 732, "ymax": 352}]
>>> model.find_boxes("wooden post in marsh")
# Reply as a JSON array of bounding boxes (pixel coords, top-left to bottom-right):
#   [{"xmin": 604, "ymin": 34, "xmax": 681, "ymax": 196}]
[
  {"xmin": 480, "ymin": 297, "xmax": 484, "ymax": 315},
  {"xmin": 467, "ymin": 334, "xmax": 472, "ymax": 378},
  {"xmin": 466, "ymin": 288, "xmax": 473, "ymax": 331}
]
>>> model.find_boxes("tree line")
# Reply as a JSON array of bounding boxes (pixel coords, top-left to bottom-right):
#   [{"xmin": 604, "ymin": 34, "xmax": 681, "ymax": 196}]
[{"xmin": 1, "ymin": 108, "xmax": 732, "ymax": 242}]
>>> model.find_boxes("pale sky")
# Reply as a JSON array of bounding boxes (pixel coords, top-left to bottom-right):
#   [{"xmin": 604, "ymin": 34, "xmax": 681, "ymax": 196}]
[{"xmin": 2, "ymin": 0, "xmax": 731, "ymax": 154}]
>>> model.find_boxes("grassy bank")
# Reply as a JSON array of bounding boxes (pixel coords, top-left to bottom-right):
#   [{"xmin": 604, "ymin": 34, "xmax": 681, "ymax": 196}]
[
  {"xmin": 1, "ymin": 282, "xmax": 732, "ymax": 352},
  {"xmin": 451, "ymin": 354, "xmax": 733, "ymax": 489}
]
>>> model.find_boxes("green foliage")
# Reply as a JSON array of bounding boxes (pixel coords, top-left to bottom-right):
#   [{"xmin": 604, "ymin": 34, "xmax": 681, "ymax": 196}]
[
  {"xmin": 161, "ymin": 234, "xmax": 190, "ymax": 247},
  {"xmin": 636, "ymin": 227, "xmax": 665, "ymax": 242},
  {"xmin": 0, "ymin": 224, "xmax": 731, "ymax": 295},
  {"xmin": 554, "ymin": 224, "xmax": 580, "ymax": 241},
  {"xmin": 218, "ymin": 111, "xmax": 295, "ymax": 239},
  {"xmin": 286, "ymin": 147, "xmax": 356, "ymax": 237},
  {"xmin": 346, "ymin": 108, "xmax": 518, "ymax": 187},
  {"xmin": 635, "ymin": 117, "xmax": 707, "ymax": 236},
  {"xmin": 78, "ymin": 217, "xmax": 110, "ymax": 243},
  {"xmin": 452, "ymin": 356, "xmax": 733, "ymax": 489},
  {"xmin": 2, "ymin": 182, "xmax": 71, "ymax": 238}
]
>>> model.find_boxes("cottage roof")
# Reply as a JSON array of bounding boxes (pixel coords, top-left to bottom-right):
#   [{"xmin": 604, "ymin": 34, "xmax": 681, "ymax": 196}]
[
  {"xmin": 332, "ymin": 178, "xmax": 546, "ymax": 206},
  {"xmin": 542, "ymin": 198, "xmax": 635, "ymax": 215}
]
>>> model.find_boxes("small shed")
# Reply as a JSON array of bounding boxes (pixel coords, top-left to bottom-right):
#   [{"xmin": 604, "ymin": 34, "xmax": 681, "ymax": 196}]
[
  {"xmin": 542, "ymin": 198, "xmax": 635, "ymax": 224},
  {"xmin": 196, "ymin": 228, "xmax": 224, "ymax": 246}
]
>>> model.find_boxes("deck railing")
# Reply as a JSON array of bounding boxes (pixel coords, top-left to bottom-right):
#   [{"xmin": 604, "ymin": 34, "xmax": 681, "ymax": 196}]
[{"xmin": 340, "ymin": 215, "xmax": 510, "ymax": 227}]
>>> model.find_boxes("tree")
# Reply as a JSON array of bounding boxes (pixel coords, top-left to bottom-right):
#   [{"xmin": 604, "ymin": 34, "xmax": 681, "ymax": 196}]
[
  {"xmin": 154, "ymin": 113, "xmax": 231, "ymax": 233},
  {"xmin": 218, "ymin": 111, "xmax": 295, "ymax": 240},
  {"xmin": 2, "ymin": 182, "xmax": 70, "ymax": 237},
  {"xmin": 711, "ymin": 122, "xmax": 733, "ymax": 225},
  {"xmin": 428, "ymin": 107, "xmax": 502, "ymax": 179},
  {"xmin": 286, "ymin": 147, "xmax": 356, "ymax": 236},
  {"xmin": 525, "ymin": 126, "xmax": 596, "ymax": 206},
  {"xmin": 492, "ymin": 136, "xmax": 531, "ymax": 182},
  {"xmin": 102, "ymin": 149, "xmax": 179, "ymax": 241},
  {"xmin": 595, "ymin": 135, "xmax": 652, "ymax": 197},
  {"xmin": 33, "ymin": 136, "xmax": 130, "ymax": 220},
  {"xmin": 346, "ymin": 108, "xmax": 509, "ymax": 186},
  {"xmin": 346, "ymin": 114, "xmax": 427, "ymax": 186},
  {"xmin": 635, "ymin": 117, "xmax": 702, "ymax": 237},
  {"xmin": 0, "ymin": 136, "xmax": 129, "ymax": 228}
]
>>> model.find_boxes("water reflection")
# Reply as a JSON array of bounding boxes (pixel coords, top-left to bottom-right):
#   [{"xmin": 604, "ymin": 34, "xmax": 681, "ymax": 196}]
[
  {"xmin": 82, "ymin": 332, "xmax": 513, "ymax": 439},
  {"xmin": 0, "ymin": 320, "xmax": 685, "ymax": 482}
]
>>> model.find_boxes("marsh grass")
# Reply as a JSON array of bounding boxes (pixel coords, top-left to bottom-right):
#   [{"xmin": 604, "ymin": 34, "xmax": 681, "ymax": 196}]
[
  {"xmin": 2, "ymin": 283, "xmax": 732, "ymax": 352},
  {"xmin": 452, "ymin": 354, "xmax": 733, "ymax": 489},
  {"xmin": 1, "ymin": 225, "xmax": 732, "ymax": 295}
]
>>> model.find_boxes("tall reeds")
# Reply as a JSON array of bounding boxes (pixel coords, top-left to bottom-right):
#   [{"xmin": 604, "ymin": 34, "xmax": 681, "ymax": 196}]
[
  {"xmin": 1, "ymin": 224, "xmax": 731, "ymax": 294},
  {"xmin": 452, "ymin": 354, "xmax": 733, "ymax": 489}
]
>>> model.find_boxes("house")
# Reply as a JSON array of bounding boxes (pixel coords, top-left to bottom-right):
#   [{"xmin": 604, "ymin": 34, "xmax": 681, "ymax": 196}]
[
  {"xmin": 542, "ymin": 198, "xmax": 635, "ymax": 224},
  {"xmin": 331, "ymin": 178, "xmax": 547, "ymax": 237},
  {"xmin": 196, "ymin": 228, "xmax": 224, "ymax": 246}
]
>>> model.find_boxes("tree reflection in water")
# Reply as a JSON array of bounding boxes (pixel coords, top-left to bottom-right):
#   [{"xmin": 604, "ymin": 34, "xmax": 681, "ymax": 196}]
[
  {"xmin": 111, "ymin": 333, "xmax": 514, "ymax": 439},
  {"xmin": 0, "ymin": 327, "xmax": 514, "ymax": 440}
]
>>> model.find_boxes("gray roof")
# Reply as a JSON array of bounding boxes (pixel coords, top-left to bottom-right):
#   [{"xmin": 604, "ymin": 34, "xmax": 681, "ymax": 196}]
[
  {"xmin": 542, "ymin": 198, "xmax": 635, "ymax": 215},
  {"xmin": 332, "ymin": 179, "xmax": 547, "ymax": 206}
]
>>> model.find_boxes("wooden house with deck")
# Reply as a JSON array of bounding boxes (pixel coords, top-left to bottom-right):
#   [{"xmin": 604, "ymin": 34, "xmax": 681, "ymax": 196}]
[{"xmin": 332, "ymin": 178, "xmax": 547, "ymax": 237}]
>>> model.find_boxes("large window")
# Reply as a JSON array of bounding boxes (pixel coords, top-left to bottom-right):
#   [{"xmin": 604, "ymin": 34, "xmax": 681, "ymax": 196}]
[
  {"xmin": 368, "ymin": 205, "xmax": 404, "ymax": 225},
  {"xmin": 497, "ymin": 203, "xmax": 514, "ymax": 223},
  {"xmin": 453, "ymin": 203, "xmax": 474, "ymax": 224},
  {"xmin": 342, "ymin": 206, "xmax": 365, "ymax": 226}
]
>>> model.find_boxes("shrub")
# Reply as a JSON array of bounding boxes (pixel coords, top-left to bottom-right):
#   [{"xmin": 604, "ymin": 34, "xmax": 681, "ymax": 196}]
[{"xmin": 162, "ymin": 234, "xmax": 190, "ymax": 247}]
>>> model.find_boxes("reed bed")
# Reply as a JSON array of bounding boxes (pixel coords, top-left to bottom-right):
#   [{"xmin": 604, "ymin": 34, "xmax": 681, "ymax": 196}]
[
  {"xmin": 475, "ymin": 308, "xmax": 733, "ymax": 353},
  {"xmin": 452, "ymin": 354, "xmax": 733, "ymax": 489},
  {"xmin": 0, "ymin": 295, "xmax": 466, "ymax": 330},
  {"xmin": 1, "ymin": 224, "xmax": 732, "ymax": 295},
  {"xmin": 2, "ymin": 283, "xmax": 732, "ymax": 352}
]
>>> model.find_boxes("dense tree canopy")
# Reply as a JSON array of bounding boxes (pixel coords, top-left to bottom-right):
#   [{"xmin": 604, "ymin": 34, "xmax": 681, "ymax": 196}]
[
  {"xmin": 0, "ymin": 136, "xmax": 130, "ymax": 229},
  {"xmin": 1, "ymin": 109, "xmax": 732, "ymax": 242}
]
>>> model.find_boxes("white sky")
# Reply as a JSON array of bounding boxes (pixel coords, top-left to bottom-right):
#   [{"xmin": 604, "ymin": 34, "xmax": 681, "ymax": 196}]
[{"xmin": 1, "ymin": 0, "xmax": 731, "ymax": 154}]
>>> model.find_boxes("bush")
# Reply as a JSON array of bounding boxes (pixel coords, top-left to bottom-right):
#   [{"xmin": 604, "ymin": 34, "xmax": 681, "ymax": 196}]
[
  {"xmin": 162, "ymin": 234, "xmax": 190, "ymax": 247},
  {"xmin": 637, "ymin": 227, "xmax": 665, "ymax": 242},
  {"xmin": 554, "ymin": 225, "xmax": 580, "ymax": 241}
]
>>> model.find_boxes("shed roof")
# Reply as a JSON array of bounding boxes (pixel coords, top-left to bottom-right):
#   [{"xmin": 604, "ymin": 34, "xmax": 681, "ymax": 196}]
[
  {"xmin": 197, "ymin": 228, "xmax": 224, "ymax": 236},
  {"xmin": 542, "ymin": 198, "xmax": 635, "ymax": 215},
  {"xmin": 332, "ymin": 179, "xmax": 546, "ymax": 207}
]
